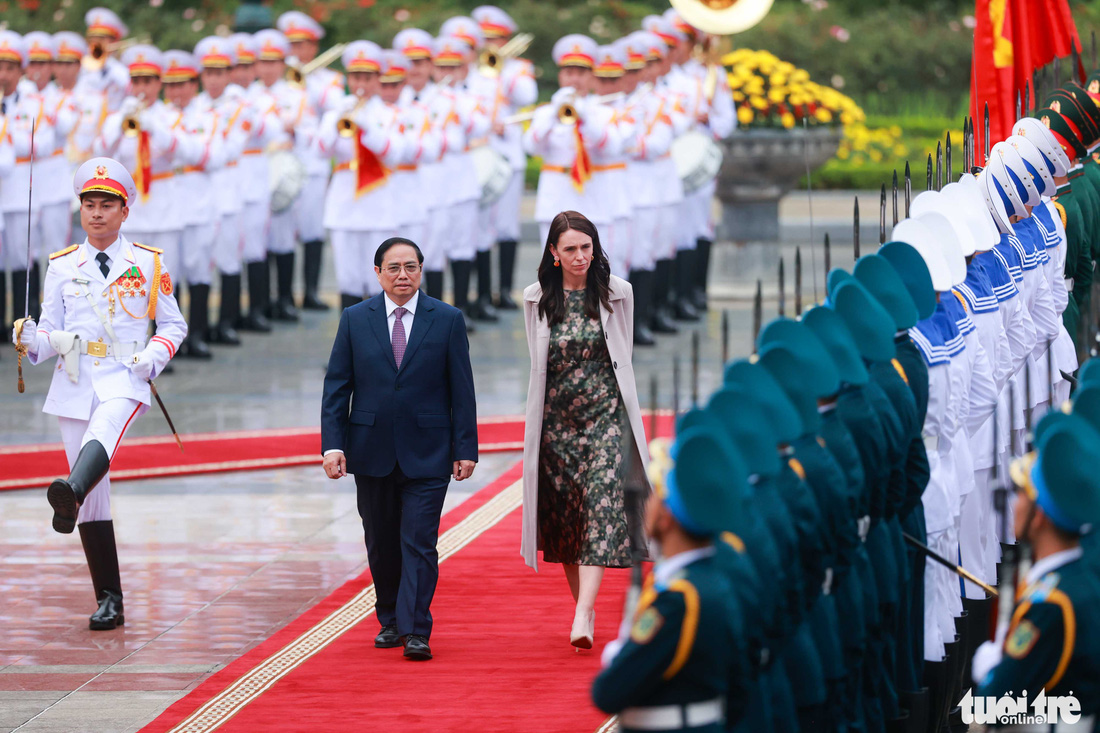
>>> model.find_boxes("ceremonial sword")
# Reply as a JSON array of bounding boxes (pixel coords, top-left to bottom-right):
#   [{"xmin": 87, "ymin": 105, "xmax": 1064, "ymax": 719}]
[
  {"xmin": 903, "ymin": 532, "xmax": 998, "ymax": 597},
  {"xmin": 148, "ymin": 378, "xmax": 184, "ymax": 452},
  {"xmin": 13, "ymin": 121, "xmax": 36, "ymax": 394}
]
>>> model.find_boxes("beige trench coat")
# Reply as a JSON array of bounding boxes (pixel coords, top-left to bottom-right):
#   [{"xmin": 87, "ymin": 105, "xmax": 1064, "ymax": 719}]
[{"xmin": 521, "ymin": 274, "xmax": 651, "ymax": 571}]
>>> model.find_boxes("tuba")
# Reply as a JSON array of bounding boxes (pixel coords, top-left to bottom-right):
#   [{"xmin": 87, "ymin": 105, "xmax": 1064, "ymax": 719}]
[{"xmin": 667, "ymin": 0, "xmax": 774, "ymax": 35}]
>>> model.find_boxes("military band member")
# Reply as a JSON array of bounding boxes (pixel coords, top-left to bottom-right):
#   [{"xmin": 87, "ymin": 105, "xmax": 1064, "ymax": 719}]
[
  {"xmin": 315, "ymin": 41, "xmax": 405, "ymax": 310},
  {"xmin": 278, "ymin": 10, "xmax": 342, "ymax": 311},
  {"xmin": 163, "ymin": 49, "xmax": 225, "ymax": 359},
  {"xmin": 394, "ymin": 28, "xmax": 449, "ymax": 301},
  {"xmin": 194, "ymin": 35, "xmax": 246, "ymax": 346},
  {"xmin": 472, "ymin": 5, "xmax": 538, "ymax": 309},
  {"xmin": 10, "ymin": 157, "xmax": 187, "ymax": 629},
  {"xmin": 76, "ymin": 7, "xmax": 130, "ymax": 113},
  {"xmin": 590, "ymin": 43, "xmax": 634, "ymax": 281}
]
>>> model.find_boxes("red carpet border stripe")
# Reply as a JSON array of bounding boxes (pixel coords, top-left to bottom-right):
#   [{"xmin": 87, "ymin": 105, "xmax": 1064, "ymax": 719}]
[{"xmin": 159, "ymin": 475, "xmax": 523, "ymax": 733}]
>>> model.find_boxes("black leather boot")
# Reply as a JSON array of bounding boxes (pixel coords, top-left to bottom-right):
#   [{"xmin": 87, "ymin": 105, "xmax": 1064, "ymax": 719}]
[
  {"xmin": 78, "ymin": 520, "xmax": 124, "ymax": 630},
  {"xmin": 673, "ymin": 249, "xmax": 700, "ymax": 321},
  {"xmin": 693, "ymin": 237, "xmax": 712, "ymax": 311},
  {"xmin": 182, "ymin": 283, "xmax": 213, "ymax": 359},
  {"xmin": 301, "ymin": 240, "xmax": 330, "ymax": 310},
  {"xmin": 651, "ymin": 259, "xmax": 678, "ymax": 334},
  {"xmin": 271, "ymin": 253, "xmax": 299, "ymax": 321},
  {"xmin": 628, "ymin": 269, "xmax": 656, "ymax": 346},
  {"xmin": 340, "ymin": 293, "xmax": 362, "ymax": 310},
  {"xmin": 939, "ymin": 638, "xmax": 961, "ymax": 731},
  {"xmin": 471, "ymin": 250, "xmax": 498, "ymax": 321},
  {"xmin": 240, "ymin": 261, "xmax": 272, "ymax": 332},
  {"xmin": 496, "ymin": 239, "xmax": 519, "ymax": 309},
  {"xmin": 451, "ymin": 259, "xmax": 476, "ymax": 333},
  {"xmin": 212, "ymin": 273, "xmax": 242, "ymax": 345},
  {"xmin": 47, "ymin": 440, "xmax": 110, "ymax": 534},
  {"xmin": 899, "ymin": 688, "xmax": 929, "ymax": 733},
  {"xmin": 424, "ymin": 270, "xmax": 444, "ymax": 301}
]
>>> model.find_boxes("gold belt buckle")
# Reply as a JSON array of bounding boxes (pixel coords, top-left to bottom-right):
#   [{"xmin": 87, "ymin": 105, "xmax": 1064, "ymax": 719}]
[{"xmin": 87, "ymin": 340, "xmax": 108, "ymax": 358}]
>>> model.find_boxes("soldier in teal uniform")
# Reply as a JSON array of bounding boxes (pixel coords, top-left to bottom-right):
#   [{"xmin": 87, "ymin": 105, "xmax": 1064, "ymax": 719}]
[
  {"xmin": 1054, "ymin": 384, "xmax": 1100, "ymax": 577},
  {"xmin": 591, "ymin": 427, "xmax": 750, "ymax": 732},
  {"xmin": 970, "ymin": 413, "xmax": 1100, "ymax": 722}
]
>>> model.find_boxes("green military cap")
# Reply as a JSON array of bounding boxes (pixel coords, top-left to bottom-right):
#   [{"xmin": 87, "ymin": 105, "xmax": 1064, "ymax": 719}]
[
  {"xmin": 1079, "ymin": 359, "xmax": 1100, "ymax": 387},
  {"xmin": 1011, "ymin": 413, "xmax": 1100, "ymax": 535},
  {"xmin": 826, "ymin": 267, "xmax": 852, "ymax": 297},
  {"xmin": 829, "ymin": 279, "xmax": 897, "ymax": 362},
  {"xmin": 664, "ymin": 425, "xmax": 748, "ymax": 536},
  {"xmin": 1046, "ymin": 88, "xmax": 1100, "ymax": 143},
  {"xmin": 722, "ymin": 360, "xmax": 803, "ymax": 441},
  {"xmin": 757, "ymin": 317, "xmax": 840, "ymax": 398},
  {"xmin": 854, "ymin": 254, "xmax": 920, "ymax": 330},
  {"xmin": 1035, "ymin": 107, "xmax": 1088, "ymax": 159},
  {"xmin": 1062, "ymin": 82, "xmax": 1100, "ymax": 134},
  {"xmin": 756, "ymin": 342, "xmax": 823, "ymax": 432},
  {"xmin": 878, "ymin": 241, "xmax": 936, "ymax": 320},
  {"xmin": 704, "ymin": 386, "xmax": 782, "ymax": 478},
  {"xmin": 801, "ymin": 304, "xmax": 870, "ymax": 386},
  {"xmin": 1087, "ymin": 70, "xmax": 1100, "ymax": 95}
]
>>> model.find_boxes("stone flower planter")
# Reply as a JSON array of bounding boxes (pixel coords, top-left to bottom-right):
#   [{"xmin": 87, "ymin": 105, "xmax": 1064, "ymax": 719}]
[{"xmin": 716, "ymin": 126, "xmax": 842, "ymax": 242}]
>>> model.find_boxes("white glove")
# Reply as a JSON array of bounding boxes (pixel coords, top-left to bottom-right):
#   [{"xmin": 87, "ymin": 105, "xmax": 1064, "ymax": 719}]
[
  {"xmin": 120, "ymin": 97, "xmax": 142, "ymax": 117},
  {"xmin": 551, "ymin": 87, "xmax": 577, "ymax": 106},
  {"xmin": 129, "ymin": 348, "xmax": 158, "ymax": 381},
  {"xmin": 12, "ymin": 318, "xmax": 36, "ymax": 351},
  {"xmin": 338, "ymin": 94, "xmax": 361, "ymax": 114}
]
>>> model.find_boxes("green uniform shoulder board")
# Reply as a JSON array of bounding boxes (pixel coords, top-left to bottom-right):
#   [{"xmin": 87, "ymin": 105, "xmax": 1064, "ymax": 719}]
[
  {"xmin": 133, "ymin": 242, "xmax": 164, "ymax": 255},
  {"xmin": 49, "ymin": 244, "xmax": 79, "ymax": 260},
  {"xmin": 631, "ymin": 606, "xmax": 664, "ymax": 645},
  {"xmin": 1006, "ymin": 619, "xmax": 1040, "ymax": 659}
]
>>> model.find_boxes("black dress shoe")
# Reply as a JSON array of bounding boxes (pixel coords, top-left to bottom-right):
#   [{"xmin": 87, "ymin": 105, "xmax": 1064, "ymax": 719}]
[
  {"xmin": 180, "ymin": 337, "xmax": 214, "ymax": 360},
  {"xmin": 301, "ymin": 293, "xmax": 330, "ymax": 311},
  {"xmin": 634, "ymin": 325, "xmax": 656, "ymax": 346},
  {"xmin": 375, "ymin": 624, "xmax": 402, "ymax": 648},
  {"xmin": 403, "ymin": 634, "xmax": 432, "ymax": 660},
  {"xmin": 210, "ymin": 323, "xmax": 242, "ymax": 346},
  {"xmin": 89, "ymin": 589, "xmax": 124, "ymax": 630},
  {"xmin": 271, "ymin": 298, "xmax": 300, "ymax": 322},
  {"xmin": 495, "ymin": 291, "xmax": 518, "ymax": 310}
]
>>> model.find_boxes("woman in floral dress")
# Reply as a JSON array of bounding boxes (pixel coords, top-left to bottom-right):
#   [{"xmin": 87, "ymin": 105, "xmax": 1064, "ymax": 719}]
[{"xmin": 521, "ymin": 211, "xmax": 651, "ymax": 650}]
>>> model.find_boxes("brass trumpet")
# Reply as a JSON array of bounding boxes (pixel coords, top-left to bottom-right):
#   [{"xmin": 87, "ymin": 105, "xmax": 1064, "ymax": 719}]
[
  {"xmin": 122, "ymin": 102, "xmax": 147, "ymax": 138},
  {"xmin": 477, "ymin": 32, "xmax": 534, "ymax": 78},
  {"xmin": 502, "ymin": 91, "xmax": 625, "ymax": 126},
  {"xmin": 337, "ymin": 96, "xmax": 366, "ymax": 138}
]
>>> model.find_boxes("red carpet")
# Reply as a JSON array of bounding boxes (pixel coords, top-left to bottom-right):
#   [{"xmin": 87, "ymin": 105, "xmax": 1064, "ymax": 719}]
[
  {"xmin": 140, "ymin": 462, "xmax": 634, "ymax": 733},
  {"xmin": 0, "ymin": 413, "xmax": 673, "ymax": 492}
]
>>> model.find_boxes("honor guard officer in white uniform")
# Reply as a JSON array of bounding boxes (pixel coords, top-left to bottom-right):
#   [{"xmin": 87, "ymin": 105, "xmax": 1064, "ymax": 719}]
[
  {"xmin": 431, "ymin": 33, "xmax": 489, "ymax": 328},
  {"xmin": 442, "ymin": 15, "xmax": 500, "ymax": 323},
  {"xmin": 229, "ymin": 33, "xmax": 280, "ymax": 333},
  {"xmin": 590, "ymin": 43, "xmax": 634, "ymax": 280},
  {"xmin": 51, "ymin": 33, "xmax": 90, "ymax": 167},
  {"xmin": 315, "ymin": 41, "xmax": 406, "ymax": 310},
  {"xmin": 524, "ymin": 35, "xmax": 620, "ymax": 246},
  {"xmin": 278, "ymin": 11, "xmax": 342, "ymax": 311},
  {"xmin": 96, "ymin": 45, "xmax": 205, "ymax": 286},
  {"xmin": 11, "ymin": 157, "xmax": 186, "ymax": 630},
  {"xmin": 163, "ymin": 49, "xmax": 225, "ymax": 359},
  {"xmin": 379, "ymin": 50, "xmax": 440, "ymax": 258},
  {"xmin": 0, "ymin": 31, "xmax": 45, "ymax": 331},
  {"xmin": 194, "ymin": 36, "xmax": 246, "ymax": 346},
  {"xmin": 394, "ymin": 28, "xmax": 448, "ymax": 301},
  {"xmin": 472, "ymin": 5, "xmax": 537, "ymax": 309},
  {"xmin": 24, "ymin": 31, "xmax": 80, "ymax": 312},
  {"xmin": 253, "ymin": 29, "xmax": 312, "ymax": 323},
  {"xmin": 76, "ymin": 7, "xmax": 130, "ymax": 113}
]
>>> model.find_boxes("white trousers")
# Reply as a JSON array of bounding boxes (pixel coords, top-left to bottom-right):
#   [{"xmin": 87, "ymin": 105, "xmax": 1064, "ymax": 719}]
[
  {"xmin": 476, "ymin": 202, "xmax": 495, "ymax": 253},
  {"xmin": 630, "ymin": 206, "xmax": 662, "ymax": 272},
  {"xmin": 241, "ymin": 200, "xmax": 269, "ymax": 264},
  {"xmin": 493, "ymin": 171, "xmax": 524, "ymax": 242},
  {"xmin": 296, "ymin": 174, "xmax": 328, "ymax": 243},
  {"xmin": 330, "ymin": 229, "xmax": 394, "ymax": 297},
  {"xmin": 423, "ymin": 207, "xmax": 450, "ymax": 272},
  {"xmin": 57, "ymin": 395, "xmax": 147, "ymax": 524},
  {"xmin": 2, "ymin": 210, "xmax": 43, "ymax": 269},
  {"xmin": 181, "ymin": 223, "xmax": 215, "ymax": 285},
  {"xmin": 267, "ymin": 207, "xmax": 297, "ymax": 256},
  {"xmin": 448, "ymin": 200, "xmax": 478, "ymax": 262},
  {"xmin": 214, "ymin": 212, "xmax": 243, "ymax": 276},
  {"xmin": 125, "ymin": 231, "xmax": 182, "ymax": 281},
  {"xmin": 40, "ymin": 202, "xmax": 73, "ymax": 258},
  {"xmin": 604, "ymin": 218, "xmax": 632, "ymax": 279}
]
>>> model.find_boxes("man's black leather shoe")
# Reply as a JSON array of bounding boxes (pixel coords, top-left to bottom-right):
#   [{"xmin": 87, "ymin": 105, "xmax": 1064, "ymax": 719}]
[
  {"xmin": 89, "ymin": 589, "xmax": 124, "ymax": 630},
  {"xmin": 403, "ymin": 634, "xmax": 432, "ymax": 660},
  {"xmin": 375, "ymin": 624, "xmax": 401, "ymax": 648}
]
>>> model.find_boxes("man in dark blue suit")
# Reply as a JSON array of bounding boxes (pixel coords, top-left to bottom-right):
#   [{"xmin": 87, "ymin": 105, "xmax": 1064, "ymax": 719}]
[{"xmin": 321, "ymin": 237, "xmax": 478, "ymax": 661}]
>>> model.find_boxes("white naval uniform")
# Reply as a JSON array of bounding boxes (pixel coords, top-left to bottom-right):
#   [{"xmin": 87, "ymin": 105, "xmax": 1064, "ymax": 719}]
[
  {"xmin": 95, "ymin": 98, "xmax": 206, "ymax": 276},
  {"xmin": 315, "ymin": 95, "xmax": 406, "ymax": 298},
  {"xmin": 173, "ymin": 97, "xmax": 226, "ymax": 286},
  {"xmin": 240, "ymin": 83, "xmax": 287, "ymax": 265},
  {"xmin": 33, "ymin": 82, "xmax": 80, "ymax": 258},
  {"xmin": 1039, "ymin": 198, "xmax": 1076, "ymax": 407},
  {"xmin": 69, "ymin": 87, "xmax": 110, "ymax": 166},
  {"xmin": 589, "ymin": 99, "xmax": 632, "ymax": 278},
  {"xmin": 198, "ymin": 87, "xmax": 248, "ymax": 276},
  {"xmin": 260, "ymin": 79, "xmax": 315, "ymax": 256},
  {"xmin": 25, "ymin": 236, "xmax": 186, "ymax": 523},
  {"xmin": 524, "ymin": 90, "xmax": 621, "ymax": 246},
  {"xmin": 1, "ymin": 89, "xmax": 55, "ymax": 271},
  {"xmin": 622, "ymin": 85, "xmax": 674, "ymax": 271},
  {"xmin": 651, "ymin": 80, "xmax": 688, "ymax": 262},
  {"xmin": 0, "ymin": 114, "xmax": 14, "ymax": 245}
]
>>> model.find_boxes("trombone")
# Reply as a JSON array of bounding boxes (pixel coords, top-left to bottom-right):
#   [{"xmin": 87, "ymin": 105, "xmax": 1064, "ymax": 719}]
[
  {"xmin": 478, "ymin": 32, "xmax": 534, "ymax": 78},
  {"xmin": 502, "ymin": 91, "xmax": 625, "ymax": 126},
  {"xmin": 286, "ymin": 43, "xmax": 348, "ymax": 87},
  {"xmin": 82, "ymin": 37, "xmax": 144, "ymax": 72}
]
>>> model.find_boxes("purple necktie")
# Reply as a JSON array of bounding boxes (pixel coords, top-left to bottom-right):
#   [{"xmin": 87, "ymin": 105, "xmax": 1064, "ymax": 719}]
[{"xmin": 392, "ymin": 306, "xmax": 408, "ymax": 368}]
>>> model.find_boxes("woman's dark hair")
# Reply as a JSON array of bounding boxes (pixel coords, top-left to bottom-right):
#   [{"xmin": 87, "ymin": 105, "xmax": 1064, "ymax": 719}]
[
  {"xmin": 375, "ymin": 237, "xmax": 424, "ymax": 267},
  {"xmin": 537, "ymin": 211, "xmax": 612, "ymax": 327}
]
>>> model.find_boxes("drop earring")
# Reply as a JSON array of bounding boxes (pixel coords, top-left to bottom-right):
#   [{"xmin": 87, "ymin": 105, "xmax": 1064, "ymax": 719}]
[{"xmin": 554, "ymin": 258, "xmax": 560, "ymax": 267}]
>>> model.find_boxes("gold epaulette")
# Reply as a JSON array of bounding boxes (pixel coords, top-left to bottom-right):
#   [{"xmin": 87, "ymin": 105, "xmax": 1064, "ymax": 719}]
[
  {"xmin": 49, "ymin": 244, "xmax": 80, "ymax": 260},
  {"xmin": 133, "ymin": 242, "xmax": 164, "ymax": 254},
  {"xmin": 1053, "ymin": 200, "xmax": 1068, "ymax": 229}
]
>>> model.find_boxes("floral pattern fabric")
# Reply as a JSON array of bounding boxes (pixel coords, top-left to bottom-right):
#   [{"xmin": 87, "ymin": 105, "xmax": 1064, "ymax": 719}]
[{"xmin": 537, "ymin": 290, "xmax": 634, "ymax": 567}]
